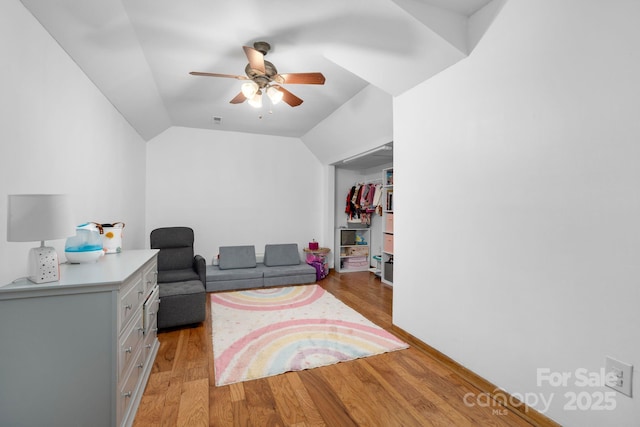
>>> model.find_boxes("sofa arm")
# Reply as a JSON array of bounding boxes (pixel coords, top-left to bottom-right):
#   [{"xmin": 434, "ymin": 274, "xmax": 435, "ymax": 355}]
[{"xmin": 193, "ymin": 255, "xmax": 206, "ymax": 286}]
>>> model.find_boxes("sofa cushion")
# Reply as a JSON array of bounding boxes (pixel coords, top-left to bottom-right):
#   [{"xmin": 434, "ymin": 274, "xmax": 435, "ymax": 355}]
[
  {"xmin": 258, "ymin": 263, "xmax": 316, "ymax": 278},
  {"xmin": 263, "ymin": 243, "xmax": 301, "ymax": 267},
  {"xmin": 206, "ymin": 265, "xmax": 263, "ymax": 281},
  {"xmin": 218, "ymin": 245, "xmax": 257, "ymax": 270},
  {"xmin": 157, "ymin": 268, "xmax": 200, "ymax": 283}
]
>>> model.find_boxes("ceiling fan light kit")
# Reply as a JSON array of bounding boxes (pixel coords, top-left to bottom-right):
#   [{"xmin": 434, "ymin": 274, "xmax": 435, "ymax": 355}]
[
  {"xmin": 266, "ymin": 86, "xmax": 283, "ymax": 105},
  {"xmin": 190, "ymin": 41, "xmax": 325, "ymax": 108},
  {"xmin": 241, "ymin": 81, "xmax": 259, "ymax": 99},
  {"xmin": 248, "ymin": 91, "xmax": 263, "ymax": 108}
]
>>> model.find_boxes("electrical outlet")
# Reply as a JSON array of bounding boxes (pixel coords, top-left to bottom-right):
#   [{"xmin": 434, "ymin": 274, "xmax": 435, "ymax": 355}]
[{"xmin": 605, "ymin": 356, "xmax": 633, "ymax": 397}]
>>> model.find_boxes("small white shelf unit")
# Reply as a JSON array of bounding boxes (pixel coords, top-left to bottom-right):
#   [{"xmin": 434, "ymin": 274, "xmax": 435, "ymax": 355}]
[
  {"xmin": 382, "ymin": 167, "xmax": 394, "ymax": 285},
  {"xmin": 336, "ymin": 228, "xmax": 371, "ymax": 272}
]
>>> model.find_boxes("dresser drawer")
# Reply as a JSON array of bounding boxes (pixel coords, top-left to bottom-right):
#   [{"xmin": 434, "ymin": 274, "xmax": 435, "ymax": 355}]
[
  {"xmin": 142, "ymin": 259, "xmax": 158, "ymax": 294},
  {"xmin": 143, "ymin": 285, "xmax": 159, "ymax": 334},
  {"xmin": 119, "ymin": 274, "xmax": 144, "ymax": 331},
  {"xmin": 118, "ymin": 346, "xmax": 145, "ymax": 425},
  {"xmin": 118, "ymin": 308, "xmax": 144, "ymax": 380},
  {"xmin": 143, "ymin": 327, "xmax": 157, "ymax": 362}
]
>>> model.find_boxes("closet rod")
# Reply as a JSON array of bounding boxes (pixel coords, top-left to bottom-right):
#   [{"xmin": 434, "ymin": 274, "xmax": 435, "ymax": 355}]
[{"xmin": 353, "ymin": 179, "xmax": 382, "ymax": 185}]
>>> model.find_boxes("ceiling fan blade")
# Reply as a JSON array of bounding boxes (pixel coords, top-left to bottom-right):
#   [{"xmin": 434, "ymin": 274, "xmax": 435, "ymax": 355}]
[
  {"xmin": 274, "ymin": 86, "xmax": 303, "ymax": 107},
  {"xmin": 190, "ymin": 71, "xmax": 248, "ymax": 80},
  {"xmin": 243, "ymin": 46, "xmax": 265, "ymax": 75},
  {"xmin": 275, "ymin": 72, "xmax": 325, "ymax": 85},
  {"xmin": 229, "ymin": 92, "xmax": 246, "ymax": 104}
]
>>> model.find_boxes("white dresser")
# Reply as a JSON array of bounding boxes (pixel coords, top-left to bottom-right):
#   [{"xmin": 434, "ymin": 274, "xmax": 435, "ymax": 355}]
[{"xmin": 0, "ymin": 249, "xmax": 160, "ymax": 427}]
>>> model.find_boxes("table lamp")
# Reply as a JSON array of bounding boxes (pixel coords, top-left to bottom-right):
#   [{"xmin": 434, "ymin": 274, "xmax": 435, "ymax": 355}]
[{"xmin": 7, "ymin": 194, "xmax": 75, "ymax": 283}]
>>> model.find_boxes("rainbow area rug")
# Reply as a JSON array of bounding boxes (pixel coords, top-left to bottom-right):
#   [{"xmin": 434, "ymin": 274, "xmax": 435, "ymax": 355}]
[{"xmin": 210, "ymin": 284, "xmax": 408, "ymax": 386}]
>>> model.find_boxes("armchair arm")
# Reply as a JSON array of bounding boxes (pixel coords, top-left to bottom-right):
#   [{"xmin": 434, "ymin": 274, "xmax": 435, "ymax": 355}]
[{"xmin": 193, "ymin": 254, "xmax": 206, "ymax": 286}]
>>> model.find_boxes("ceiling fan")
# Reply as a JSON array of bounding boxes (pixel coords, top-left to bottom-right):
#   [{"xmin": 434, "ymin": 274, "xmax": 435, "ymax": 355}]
[{"xmin": 190, "ymin": 41, "xmax": 325, "ymax": 108}]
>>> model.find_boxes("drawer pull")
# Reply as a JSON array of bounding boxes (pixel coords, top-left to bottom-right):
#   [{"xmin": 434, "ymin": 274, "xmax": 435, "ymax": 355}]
[
  {"xmin": 145, "ymin": 344, "xmax": 152, "ymax": 349},
  {"xmin": 122, "ymin": 391, "xmax": 132, "ymax": 399},
  {"xmin": 124, "ymin": 304, "xmax": 132, "ymax": 311},
  {"xmin": 137, "ymin": 362, "xmax": 144, "ymax": 369},
  {"xmin": 148, "ymin": 311, "xmax": 155, "ymax": 316},
  {"xmin": 124, "ymin": 346, "xmax": 132, "ymax": 354},
  {"xmin": 138, "ymin": 289, "xmax": 145, "ymax": 295}
]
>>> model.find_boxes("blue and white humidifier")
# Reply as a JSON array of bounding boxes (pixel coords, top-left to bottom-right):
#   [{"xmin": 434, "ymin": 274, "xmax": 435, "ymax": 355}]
[{"xmin": 64, "ymin": 222, "xmax": 104, "ymax": 263}]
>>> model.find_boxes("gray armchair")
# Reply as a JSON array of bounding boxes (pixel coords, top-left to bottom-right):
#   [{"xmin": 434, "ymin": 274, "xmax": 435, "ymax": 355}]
[{"xmin": 150, "ymin": 227, "xmax": 206, "ymax": 329}]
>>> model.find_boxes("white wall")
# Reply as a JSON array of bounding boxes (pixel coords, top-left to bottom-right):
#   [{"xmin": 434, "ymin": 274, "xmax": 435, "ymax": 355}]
[
  {"xmin": 0, "ymin": 0, "xmax": 147, "ymax": 285},
  {"xmin": 302, "ymin": 85, "xmax": 393, "ymax": 165},
  {"xmin": 394, "ymin": 1, "xmax": 640, "ymax": 426},
  {"xmin": 146, "ymin": 126, "xmax": 325, "ymax": 261}
]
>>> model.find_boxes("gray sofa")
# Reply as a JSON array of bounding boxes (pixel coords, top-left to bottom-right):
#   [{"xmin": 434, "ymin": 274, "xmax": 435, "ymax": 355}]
[{"xmin": 206, "ymin": 243, "xmax": 317, "ymax": 292}]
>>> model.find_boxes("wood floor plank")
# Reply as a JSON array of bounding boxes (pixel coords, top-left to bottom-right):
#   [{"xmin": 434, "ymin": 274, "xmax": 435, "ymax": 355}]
[
  {"xmin": 209, "ymin": 385, "xmax": 234, "ymax": 427},
  {"xmin": 134, "ymin": 395, "xmax": 164, "ymax": 427},
  {"xmin": 158, "ymin": 373, "xmax": 182, "ymax": 426},
  {"xmin": 267, "ymin": 373, "xmax": 308, "ymax": 425},
  {"xmin": 140, "ymin": 370, "xmax": 174, "ymax": 396},
  {"xmin": 400, "ymin": 348, "xmax": 532, "ymax": 427},
  {"xmin": 378, "ymin": 350, "xmax": 480, "ymax": 426},
  {"xmin": 168, "ymin": 329, "xmax": 189, "ymax": 374},
  {"xmin": 185, "ymin": 326, "xmax": 208, "ymax": 367},
  {"xmin": 183, "ymin": 364, "xmax": 209, "ymax": 382},
  {"xmin": 176, "ymin": 378, "xmax": 209, "ymax": 427},
  {"xmin": 152, "ymin": 330, "xmax": 180, "ymax": 374},
  {"xmin": 230, "ymin": 398, "xmax": 251, "ymax": 426},
  {"xmin": 313, "ymin": 362, "xmax": 381, "ymax": 426},
  {"xmin": 228, "ymin": 382, "xmax": 245, "ymax": 402},
  {"xmin": 350, "ymin": 357, "xmax": 441, "ymax": 427},
  {"xmin": 333, "ymin": 359, "xmax": 426, "ymax": 426},
  {"xmin": 286, "ymin": 373, "xmax": 326, "ymax": 427},
  {"xmin": 134, "ymin": 271, "xmax": 554, "ymax": 427},
  {"xmin": 298, "ymin": 368, "xmax": 358, "ymax": 426},
  {"xmin": 243, "ymin": 377, "xmax": 286, "ymax": 426},
  {"xmin": 363, "ymin": 352, "xmax": 462, "ymax": 427}
]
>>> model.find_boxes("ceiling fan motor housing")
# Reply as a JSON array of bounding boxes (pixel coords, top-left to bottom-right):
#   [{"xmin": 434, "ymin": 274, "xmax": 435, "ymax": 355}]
[
  {"xmin": 253, "ymin": 41, "xmax": 271, "ymax": 56},
  {"xmin": 245, "ymin": 61, "xmax": 278, "ymax": 88}
]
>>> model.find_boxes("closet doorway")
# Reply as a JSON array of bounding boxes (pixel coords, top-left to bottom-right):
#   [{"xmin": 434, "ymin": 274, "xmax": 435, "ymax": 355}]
[{"xmin": 333, "ymin": 143, "xmax": 393, "ymax": 285}]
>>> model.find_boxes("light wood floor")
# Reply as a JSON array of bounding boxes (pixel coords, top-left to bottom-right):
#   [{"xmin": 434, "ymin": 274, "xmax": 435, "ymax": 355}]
[{"xmin": 133, "ymin": 271, "xmax": 549, "ymax": 426}]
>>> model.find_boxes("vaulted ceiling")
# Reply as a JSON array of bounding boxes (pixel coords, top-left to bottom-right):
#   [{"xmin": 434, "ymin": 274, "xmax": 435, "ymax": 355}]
[{"xmin": 20, "ymin": 0, "xmax": 500, "ymax": 141}]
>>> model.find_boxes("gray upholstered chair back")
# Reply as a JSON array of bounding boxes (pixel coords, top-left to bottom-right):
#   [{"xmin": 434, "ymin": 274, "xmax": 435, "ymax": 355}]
[{"xmin": 150, "ymin": 227, "xmax": 195, "ymax": 271}]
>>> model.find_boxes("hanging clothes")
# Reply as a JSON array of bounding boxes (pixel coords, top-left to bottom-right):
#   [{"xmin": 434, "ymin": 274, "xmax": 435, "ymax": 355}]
[
  {"xmin": 372, "ymin": 183, "xmax": 383, "ymax": 207},
  {"xmin": 345, "ymin": 185, "xmax": 357, "ymax": 217},
  {"xmin": 345, "ymin": 182, "xmax": 383, "ymax": 222}
]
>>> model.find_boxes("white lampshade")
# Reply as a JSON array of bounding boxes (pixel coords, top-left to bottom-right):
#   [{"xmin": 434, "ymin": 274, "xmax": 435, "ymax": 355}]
[
  {"xmin": 7, "ymin": 194, "xmax": 75, "ymax": 242},
  {"xmin": 7, "ymin": 194, "xmax": 76, "ymax": 284},
  {"xmin": 241, "ymin": 81, "xmax": 259, "ymax": 99},
  {"xmin": 248, "ymin": 91, "xmax": 263, "ymax": 108},
  {"xmin": 266, "ymin": 86, "xmax": 283, "ymax": 105}
]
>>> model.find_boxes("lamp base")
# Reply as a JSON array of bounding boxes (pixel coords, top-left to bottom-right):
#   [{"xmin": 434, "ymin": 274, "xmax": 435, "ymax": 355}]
[{"xmin": 28, "ymin": 246, "xmax": 60, "ymax": 283}]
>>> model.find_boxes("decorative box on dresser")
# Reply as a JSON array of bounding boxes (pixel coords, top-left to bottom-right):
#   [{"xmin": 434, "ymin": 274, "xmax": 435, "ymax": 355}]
[{"xmin": 0, "ymin": 249, "xmax": 160, "ymax": 427}]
